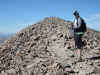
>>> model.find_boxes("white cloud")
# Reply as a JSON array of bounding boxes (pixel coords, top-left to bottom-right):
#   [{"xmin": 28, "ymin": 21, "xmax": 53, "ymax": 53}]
[
  {"xmin": 85, "ymin": 14, "xmax": 100, "ymax": 31},
  {"xmin": 85, "ymin": 14, "xmax": 100, "ymax": 22}
]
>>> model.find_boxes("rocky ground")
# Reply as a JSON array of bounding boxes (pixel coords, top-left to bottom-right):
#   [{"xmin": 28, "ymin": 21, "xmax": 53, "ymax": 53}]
[{"xmin": 0, "ymin": 17, "xmax": 100, "ymax": 75}]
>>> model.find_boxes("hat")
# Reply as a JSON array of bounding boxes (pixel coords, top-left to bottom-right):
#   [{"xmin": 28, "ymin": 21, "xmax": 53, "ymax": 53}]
[{"xmin": 73, "ymin": 10, "xmax": 79, "ymax": 16}]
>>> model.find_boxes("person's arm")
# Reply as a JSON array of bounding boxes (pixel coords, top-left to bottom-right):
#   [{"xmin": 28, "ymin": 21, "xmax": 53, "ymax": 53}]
[
  {"xmin": 72, "ymin": 23, "xmax": 74, "ymax": 29},
  {"xmin": 72, "ymin": 19, "xmax": 75, "ymax": 29},
  {"xmin": 71, "ymin": 22, "xmax": 74, "ymax": 33}
]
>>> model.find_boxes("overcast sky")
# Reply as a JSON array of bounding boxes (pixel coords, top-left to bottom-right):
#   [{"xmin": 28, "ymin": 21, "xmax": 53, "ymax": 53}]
[{"xmin": 0, "ymin": 0, "xmax": 100, "ymax": 33}]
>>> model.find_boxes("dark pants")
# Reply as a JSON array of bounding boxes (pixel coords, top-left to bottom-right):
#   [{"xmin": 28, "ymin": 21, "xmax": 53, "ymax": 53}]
[{"xmin": 74, "ymin": 33, "xmax": 83, "ymax": 49}]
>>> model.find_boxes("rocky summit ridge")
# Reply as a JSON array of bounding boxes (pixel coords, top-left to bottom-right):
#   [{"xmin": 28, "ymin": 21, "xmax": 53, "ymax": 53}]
[{"xmin": 0, "ymin": 17, "xmax": 100, "ymax": 75}]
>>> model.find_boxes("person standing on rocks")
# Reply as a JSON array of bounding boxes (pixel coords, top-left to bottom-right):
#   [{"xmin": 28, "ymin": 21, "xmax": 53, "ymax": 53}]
[{"xmin": 72, "ymin": 10, "xmax": 87, "ymax": 61}]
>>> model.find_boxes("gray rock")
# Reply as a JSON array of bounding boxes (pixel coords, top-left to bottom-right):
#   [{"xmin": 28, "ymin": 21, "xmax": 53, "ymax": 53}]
[{"xmin": 0, "ymin": 17, "xmax": 100, "ymax": 75}]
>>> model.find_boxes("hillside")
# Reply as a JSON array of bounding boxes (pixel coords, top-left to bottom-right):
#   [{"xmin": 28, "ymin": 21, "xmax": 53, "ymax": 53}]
[{"xmin": 0, "ymin": 17, "xmax": 100, "ymax": 75}]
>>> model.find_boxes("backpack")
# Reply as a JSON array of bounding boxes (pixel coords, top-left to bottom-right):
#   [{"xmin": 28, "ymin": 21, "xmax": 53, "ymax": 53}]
[
  {"xmin": 80, "ymin": 18, "xmax": 87, "ymax": 32},
  {"xmin": 73, "ymin": 17, "xmax": 87, "ymax": 33}
]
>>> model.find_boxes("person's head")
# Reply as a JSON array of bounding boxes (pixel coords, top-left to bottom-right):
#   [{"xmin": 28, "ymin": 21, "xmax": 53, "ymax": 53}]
[{"xmin": 73, "ymin": 10, "xmax": 79, "ymax": 19}]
